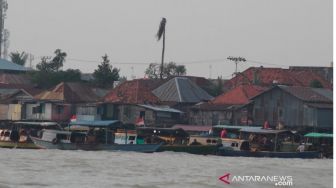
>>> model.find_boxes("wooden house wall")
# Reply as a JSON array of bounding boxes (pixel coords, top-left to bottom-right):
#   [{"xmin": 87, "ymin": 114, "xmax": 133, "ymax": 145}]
[
  {"xmin": 189, "ymin": 110, "xmax": 232, "ymax": 125},
  {"xmin": 104, "ymin": 104, "xmax": 182, "ymax": 127},
  {"xmin": 7, "ymin": 104, "xmax": 21, "ymax": 120},
  {"xmin": 51, "ymin": 104, "xmax": 72, "ymax": 121},
  {"xmin": 316, "ymin": 108, "xmax": 333, "ymax": 128},
  {"xmin": 76, "ymin": 105, "xmax": 101, "ymax": 120},
  {"xmin": 24, "ymin": 103, "xmax": 52, "ymax": 120},
  {"xmin": 252, "ymin": 87, "xmax": 332, "ymax": 128},
  {"xmin": 0, "ymin": 104, "xmax": 8, "ymax": 120}
]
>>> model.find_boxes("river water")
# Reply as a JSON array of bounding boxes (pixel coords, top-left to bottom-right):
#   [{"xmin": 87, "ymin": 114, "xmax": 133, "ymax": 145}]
[{"xmin": 0, "ymin": 149, "xmax": 332, "ymax": 188}]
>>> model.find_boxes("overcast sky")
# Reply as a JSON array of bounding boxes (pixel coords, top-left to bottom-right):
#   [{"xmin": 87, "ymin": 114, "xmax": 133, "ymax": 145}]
[{"xmin": 6, "ymin": 0, "xmax": 332, "ymax": 79}]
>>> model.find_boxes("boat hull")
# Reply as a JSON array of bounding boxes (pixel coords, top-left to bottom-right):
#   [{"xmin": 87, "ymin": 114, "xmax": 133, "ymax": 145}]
[
  {"xmin": 217, "ymin": 148, "xmax": 321, "ymax": 159},
  {"xmin": 30, "ymin": 137, "xmax": 161, "ymax": 153},
  {"xmin": 0, "ymin": 141, "xmax": 39, "ymax": 149},
  {"xmin": 158, "ymin": 145, "xmax": 218, "ymax": 155}
]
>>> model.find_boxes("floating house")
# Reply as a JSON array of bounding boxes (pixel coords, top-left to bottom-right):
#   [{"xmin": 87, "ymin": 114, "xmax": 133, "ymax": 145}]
[
  {"xmin": 247, "ymin": 85, "xmax": 333, "ymax": 131},
  {"xmin": 189, "ymin": 85, "xmax": 266, "ymax": 125},
  {"xmin": 22, "ymin": 82, "xmax": 103, "ymax": 123},
  {"xmin": 103, "ymin": 79, "xmax": 183, "ymax": 127}
]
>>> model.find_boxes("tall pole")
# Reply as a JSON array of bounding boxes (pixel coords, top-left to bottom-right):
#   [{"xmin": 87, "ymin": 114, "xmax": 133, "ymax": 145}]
[
  {"xmin": 0, "ymin": 0, "xmax": 3, "ymax": 59},
  {"xmin": 160, "ymin": 30, "xmax": 165, "ymax": 79},
  {"xmin": 227, "ymin": 56, "xmax": 246, "ymax": 87}
]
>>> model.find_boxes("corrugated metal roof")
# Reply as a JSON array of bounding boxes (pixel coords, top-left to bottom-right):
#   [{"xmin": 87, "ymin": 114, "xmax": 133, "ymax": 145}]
[
  {"xmin": 104, "ymin": 79, "xmax": 163, "ymax": 104},
  {"xmin": 311, "ymin": 88, "xmax": 333, "ymax": 101},
  {"xmin": 0, "ymin": 59, "xmax": 28, "ymax": 71},
  {"xmin": 138, "ymin": 104, "xmax": 183, "ymax": 113},
  {"xmin": 152, "ymin": 77, "xmax": 213, "ymax": 103},
  {"xmin": 69, "ymin": 120, "xmax": 120, "ymax": 127},
  {"xmin": 35, "ymin": 82, "xmax": 102, "ymax": 103},
  {"xmin": 0, "ymin": 73, "xmax": 31, "ymax": 84},
  {"xmin": 278, "ymin": 85, "xmax": 332, "ymax": 103},
  {"xmin": 240, "ymin": 127, "xmax": 291, "ymax": 134},
  {"xmin": 172, "ymin": 124, "xmax": 212, "ymax": 132}
]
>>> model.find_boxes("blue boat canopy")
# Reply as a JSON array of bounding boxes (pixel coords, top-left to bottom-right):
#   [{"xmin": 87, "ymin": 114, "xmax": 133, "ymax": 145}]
[
  {"xmin": 69, "ymin": 120, "xmax": 120, "ymax": 127},
  {"xmin": 14, "ymin": 121, "xmax": 59, "ymax": 127},
  {"xmin": 304, "ymin": 132, "xmax": 333, "ymax": 138}
]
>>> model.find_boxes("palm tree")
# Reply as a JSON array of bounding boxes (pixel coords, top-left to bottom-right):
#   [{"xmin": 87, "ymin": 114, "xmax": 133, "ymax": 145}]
[
  {"xmin": 9, "ymin": 51, "xmax": 28, "ymax": 66},
  {"xmin": 156, "ymin": 18, "xmax": 166, "ymax": 79},
  {"xmin": 51, "ymin": 49, "xmax": 67, "ymax": 71}
]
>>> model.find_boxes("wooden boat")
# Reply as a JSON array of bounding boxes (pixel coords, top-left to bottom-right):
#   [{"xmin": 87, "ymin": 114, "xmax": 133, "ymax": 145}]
[
  {"xmin": 217, "ymin": 149, "xmax": 321, "ymax": 158},
  {"xmin": 137, "ymin": 127, "xmax": 219, "ymax": 155},
  {"xmin": 30, "ymin": 120, "xmax": 162, "ymax": 153},
  {"xmin": 217, "ymin": 127, "xmax": 321, "ymax": 158},
  {"xmin": 0, "ymin": 121, "xmax": 61, "ymax": 149}
]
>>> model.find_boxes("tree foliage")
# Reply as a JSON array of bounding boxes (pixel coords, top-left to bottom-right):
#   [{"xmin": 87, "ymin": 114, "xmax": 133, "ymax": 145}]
[
  {"xmin": 31, "ymin": 49, "xmax": 81, "ymax": 88},
  {"xmin": 145, "ymin": 62, "xmax": 186, "ymax": 79},
  {"xmin": 36, "ymin": 49, "xmax": 67, "ymax": 72},
  {"xmin": 309, "ymin": 79, "xmax": 323, "ymax": 88},
  {"xmin": 93, "ymin": 54, "xmax": 120, "ymax": 88},
  {"xmin": 29, "ymin": 69, "xmax": 81, "ymax": 88},
  {"xmin": 204, "ymin": 76, "xmax": 224, "ymax": 97},
  {"xmin": 9, "ymin": 51, "xmax": 28, "ymax": 66}
]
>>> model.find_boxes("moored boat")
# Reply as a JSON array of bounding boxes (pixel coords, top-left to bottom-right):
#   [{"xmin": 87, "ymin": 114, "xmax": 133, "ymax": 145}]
[
  {"xmin": 217, "ymin": 127, "xmax": 321, "ymax": 158},
  {"xmin": 30, "ymin": 120, "xmax": 162, "ymax": 153},
  {"xmin": 0, "ymin": 121, "xmax": 61, "ymax": 149}
]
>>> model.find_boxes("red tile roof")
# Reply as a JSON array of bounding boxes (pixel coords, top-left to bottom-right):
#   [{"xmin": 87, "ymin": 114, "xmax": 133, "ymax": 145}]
[
  {"xmin": 211, "ymin": 85, "xmax": 266, "ymax": 105},
  {"xmin": 224, "ymin": 67, "xmax": 332, "ymax": 90},
  {"xmin": 104, "ymin": 79, "xmax": 164, "ymax": 104}
]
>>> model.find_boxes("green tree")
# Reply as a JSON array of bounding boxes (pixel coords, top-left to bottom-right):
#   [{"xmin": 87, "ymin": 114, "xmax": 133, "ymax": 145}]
[
  {"xmin": 9, "ymin": 51, "xmax": 28, "ymax": 66},
  {"xmin": 309, "ymin": 79, "xmax": 323, "ymax": 88},
  {"xmin": 51, "ymin": 49, "xmax": 67, "ymax": 71},
  {"xmin": 93, "ymin": 54, "xmax": 120, "ymax": 88},
  {"xmin": 145, "ymin": 62, "xmax": 186, "ymax": 79},
  {"xmin": 145, "ymin": 63, "xmax": 160, "ymax": 79},
  {"xmin": 36, "ymin": 49, "xmax": 67, "ymax": 72},
  {"xmin": 32, "ymin": 49, "xmax": 81, "ymax": 88},
  {"xmin": 36, "ymin": 56, "xmax": 52, "ymax": 72}
]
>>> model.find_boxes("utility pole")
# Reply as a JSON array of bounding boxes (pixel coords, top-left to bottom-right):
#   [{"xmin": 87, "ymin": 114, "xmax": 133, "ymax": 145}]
[
  {"xmin": 227, "ymin": 56, "xmax": 246, "ymax": 87},
  {"xmin": 0, "ymin": 0, "xmax": 7, "ymax": 59},
  {"xmin": 29, "ymin": 53, "xmax": 34, "ymax": 69}
]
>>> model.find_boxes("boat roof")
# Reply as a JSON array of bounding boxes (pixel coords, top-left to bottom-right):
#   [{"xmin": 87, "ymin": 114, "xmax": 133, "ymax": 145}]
[
  {"xmin": 213, "ymin": 125, "xmax": 261, "ymax": 130},
  {"xmin": 14, "ymin": 121, "xmax": 59, "ymax": 127},
  {"xmin": 69, "ymin": 120, "xmax": 120, "ymax": 127},
  {"xmin": 304, "ymin": 132, "xmax": 333, "ymax": 138},
  {"xmin": 239, "ymin": 127, "xmax": 290, "ymax": 134},
  {"xmin": 43, "ymin": 129, "xmax": 73, "ymax": 135},
  {"xmin": 137, "ymin": 127, "xmax": 189, "ymax": 137}
]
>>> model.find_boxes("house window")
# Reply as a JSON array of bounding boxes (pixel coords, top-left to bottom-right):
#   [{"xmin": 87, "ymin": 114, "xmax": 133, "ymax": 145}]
[
  {"xmin": 97, "ymin": 107, "xmax": 103, "ymax": 115},
  {"xmin": 57, "ymin": 105, "xmax": 64, "ymax": 114},
  {"xmin": 32, "ymin": 105, "xmax": 43, "ymax": 114},
  {"xmin": 140, "ymin": 111, "xmax": 145, "ymax": 118}
]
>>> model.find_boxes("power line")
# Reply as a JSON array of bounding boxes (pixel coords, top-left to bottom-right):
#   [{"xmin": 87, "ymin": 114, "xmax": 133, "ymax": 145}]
[
  {"xmin": 246, "ymin": 59, "xmax": 288, "ymax": 67},
  {"xmin": 56, "ymin": 56, "xmax": 290, "ymax": 67}
]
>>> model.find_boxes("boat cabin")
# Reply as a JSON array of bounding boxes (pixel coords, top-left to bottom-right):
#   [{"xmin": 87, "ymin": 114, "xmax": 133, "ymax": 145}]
[
  {"xmin": 137, "ymin": 127, "xmax": 189, "ymax": 145},
  {"xmin": 0, "ymin": 121, "xmax": 60, "ymax": 143},
  {"xmin": 238, "ymin": 127, "xmax": 296, "ymax": 152},
  {"xmin": 68, "ymin": 120, "xmax": 141, "ymax": 145}
]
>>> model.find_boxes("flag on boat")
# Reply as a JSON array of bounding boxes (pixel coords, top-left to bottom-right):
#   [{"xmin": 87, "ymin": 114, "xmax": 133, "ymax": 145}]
[
  {"xmin": 70, "ymin": 115, "xmax": 77, "ymax": 122},
  {"xmin": 135, "ymin": 117, "xmax": 145, "ymax": 126}
]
